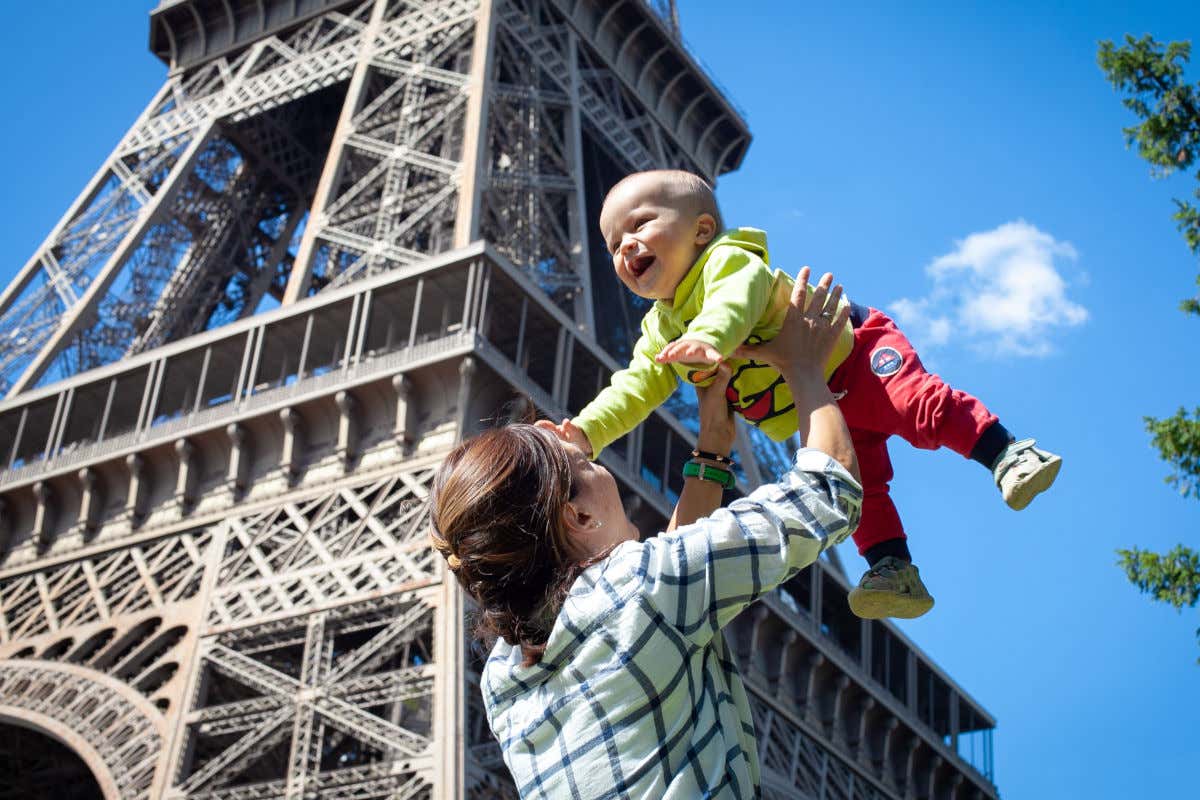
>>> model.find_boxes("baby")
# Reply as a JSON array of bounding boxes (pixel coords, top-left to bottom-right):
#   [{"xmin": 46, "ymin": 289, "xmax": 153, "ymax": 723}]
[{"xmin": 543, "ymin": 170, "xmax": 1061, "ymax": 620}]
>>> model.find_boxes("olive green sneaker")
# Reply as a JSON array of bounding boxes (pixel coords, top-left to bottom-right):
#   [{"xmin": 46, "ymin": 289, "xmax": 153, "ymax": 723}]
[
  {"xmin": 992, "ymin": 438, "xmax": 1062, "ymax": 511},
  {"xmin": 847, "ymin": 556, "xmax": 935, "ymax": 620}
]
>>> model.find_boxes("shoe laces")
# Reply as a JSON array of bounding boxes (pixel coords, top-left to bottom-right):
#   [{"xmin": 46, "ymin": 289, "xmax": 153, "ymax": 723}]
[{"xmin": 866, "ymin": 556, "xmax": 908, "ymax": 578}]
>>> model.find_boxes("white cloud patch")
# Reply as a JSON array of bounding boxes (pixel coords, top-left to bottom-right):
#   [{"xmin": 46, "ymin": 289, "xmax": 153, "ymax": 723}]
[{"xmin": 889, "ymin": 221, "xmax": 1088, "ymax": 357}]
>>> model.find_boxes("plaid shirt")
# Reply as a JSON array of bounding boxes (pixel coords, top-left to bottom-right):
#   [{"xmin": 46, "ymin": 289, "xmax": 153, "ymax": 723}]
[{"xmin": 482, "ymin": 449, "xmax": 862, "ymax": 799}]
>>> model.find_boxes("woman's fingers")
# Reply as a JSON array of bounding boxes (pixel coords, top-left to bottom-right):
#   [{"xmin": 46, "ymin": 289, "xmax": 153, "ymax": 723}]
[
  {"xmin": 793, "ymin": 266, "xmax": 812, "ymax": 304},
  {"xmin": 810, "ymin": 273, "xmax": 837, "ymax": 317},
  {"xmin": 736, "ymin": 267, "xmax": 846, "ymax": 368},
  {"xmin": 806, "ymin": 281, "xmax": 825, "ymax": 319},
  {"xmin": 821, "ymin": 283, "xmax": 844, "ymax": 320},
  {"xmin": 831, "ymin": 303, "xmax": 851, "ymax": 330}
]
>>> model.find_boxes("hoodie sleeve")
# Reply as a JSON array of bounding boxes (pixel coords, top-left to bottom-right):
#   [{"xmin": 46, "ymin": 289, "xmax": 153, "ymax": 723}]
[
  {"xmin": 680, "ymin": 246, "xmax": 775, "ymax": 359},
  {"xmin": 573, "ymin": 324, "xmax": 678, "ymax": 460}
]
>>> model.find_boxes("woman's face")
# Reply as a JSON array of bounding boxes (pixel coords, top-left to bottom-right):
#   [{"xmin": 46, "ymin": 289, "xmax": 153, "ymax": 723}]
[{"xmin": 559, "ymin": 440, "xmax": 640, "ymax": 559}]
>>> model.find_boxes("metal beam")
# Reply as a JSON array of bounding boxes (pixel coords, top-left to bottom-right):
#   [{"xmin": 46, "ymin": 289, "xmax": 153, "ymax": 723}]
[
  {"xmin": 565, "ymin": 29, "xmax": 595, "ymax": 333},
  {"xmin": 282, "ymin": 0, "xmax": 390, "ymax": 304},
  {"xmin": 453, "ymin": 0, "xmax": 498, "ymax": 247},
  {"xmin": 0, "ymin": 82, "xmax": 173, "ymax": 320},
  {"xmin": 6, "ymin": 122, "xmax": 217, "ymax": 398}
]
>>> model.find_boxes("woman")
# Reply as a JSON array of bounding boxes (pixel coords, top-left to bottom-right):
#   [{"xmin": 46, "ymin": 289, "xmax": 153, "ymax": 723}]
[{"xmin": 430, "ymin": 269, "xmax": 862, "ymax": 799}]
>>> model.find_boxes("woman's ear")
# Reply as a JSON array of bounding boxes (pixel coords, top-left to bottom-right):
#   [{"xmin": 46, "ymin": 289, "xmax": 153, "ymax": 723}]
[
  {"xmin": 560, "ymin": 502, "xmax": 591, "ymax": 535},
  {"xmin": 559, "ymin": 502, "xmax": 597, "ymax": 561},
  {"xmin": 694, "ymin": 213, "xmax": 717, "ymax": 246}
]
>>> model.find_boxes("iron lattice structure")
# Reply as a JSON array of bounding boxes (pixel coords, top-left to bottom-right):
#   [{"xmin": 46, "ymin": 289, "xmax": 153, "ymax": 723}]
[{"xmin": 0, "ymin": 2, "xmax": 998, "ymax": 798}]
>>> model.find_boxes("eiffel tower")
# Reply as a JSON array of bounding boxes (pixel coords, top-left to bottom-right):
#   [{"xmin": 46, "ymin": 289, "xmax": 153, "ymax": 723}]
[{"xmin": 0, "ymin": 2, "xmax": 1000, "ymax": 798}]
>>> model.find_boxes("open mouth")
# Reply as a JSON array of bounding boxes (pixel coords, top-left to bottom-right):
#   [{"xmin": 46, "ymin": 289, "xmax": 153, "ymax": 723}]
[{"xmin": 629, "ymin": 254, "xmax": 655, "ymax": 279}]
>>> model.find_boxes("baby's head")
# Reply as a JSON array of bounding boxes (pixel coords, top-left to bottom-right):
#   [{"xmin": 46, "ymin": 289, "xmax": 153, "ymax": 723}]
[{"xmin": 599, "ymin": 170, "xmax": 721, "ymax": 301}]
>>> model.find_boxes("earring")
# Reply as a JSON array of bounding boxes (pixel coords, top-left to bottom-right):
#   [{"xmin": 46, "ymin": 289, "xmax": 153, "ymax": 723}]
[{"xmin": 592, "ymin": 519, "xmax": 604, "ymax": 529}]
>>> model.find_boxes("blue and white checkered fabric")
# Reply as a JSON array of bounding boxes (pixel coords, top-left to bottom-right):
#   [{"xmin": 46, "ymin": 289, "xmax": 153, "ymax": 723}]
[{"xmin": 482, "ymin": 449, "xmax": 862, "ymax": 799}]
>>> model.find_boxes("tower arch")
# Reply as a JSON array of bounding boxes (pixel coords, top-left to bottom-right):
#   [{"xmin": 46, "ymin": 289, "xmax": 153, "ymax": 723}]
[{"xmin": 0, "ymin": 660, "xmax": 165, "ymax": 800}]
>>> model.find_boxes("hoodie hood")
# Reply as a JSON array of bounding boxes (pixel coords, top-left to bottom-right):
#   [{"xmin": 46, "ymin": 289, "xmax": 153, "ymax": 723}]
[{"xmin": 668, "ymin": 227, "xmax": 770, "ymax": 308}]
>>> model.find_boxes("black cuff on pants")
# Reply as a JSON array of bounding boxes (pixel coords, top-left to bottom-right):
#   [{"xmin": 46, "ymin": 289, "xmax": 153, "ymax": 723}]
[
  {"xmin": 970, "ymin": 420, "xmax": 1013, "ymax": 469},
  {"xmin": 864, "ymin": 538, "xmax": 912, "ymax": 567}
]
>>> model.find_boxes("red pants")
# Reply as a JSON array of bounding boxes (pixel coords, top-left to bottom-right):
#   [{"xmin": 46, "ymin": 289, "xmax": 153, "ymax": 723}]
[{"xmin": 828, "ymin": 308, "xmax": 997, "ymax": 555}]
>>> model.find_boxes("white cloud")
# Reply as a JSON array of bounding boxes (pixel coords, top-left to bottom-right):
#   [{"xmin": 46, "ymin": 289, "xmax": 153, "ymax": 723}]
[{"xmin": 889, "ymin": 220, "xmax": 1088, "ymax": 358}]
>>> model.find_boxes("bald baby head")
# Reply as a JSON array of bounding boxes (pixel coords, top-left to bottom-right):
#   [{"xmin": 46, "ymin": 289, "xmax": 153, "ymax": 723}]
[
  {"xmin": 600, "ymin": 170, "xmax": 722, "ymax": 238},
  {"xmin": 599, "ymin": 170, "xmax": 724, "ymax": 301}
]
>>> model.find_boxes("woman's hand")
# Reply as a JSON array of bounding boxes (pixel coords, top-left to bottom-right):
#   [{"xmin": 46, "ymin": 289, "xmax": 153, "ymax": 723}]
[
  {"xmin": 735, "ymin": 266, "xmax": 859, "ymax": 482},
  {"xmin": 693, "ymin": 362, "xmax": 736, "ymax": 457},
  {"xmin": 733, "ymin": 266, "xmax": 849, "ymax": 394}
]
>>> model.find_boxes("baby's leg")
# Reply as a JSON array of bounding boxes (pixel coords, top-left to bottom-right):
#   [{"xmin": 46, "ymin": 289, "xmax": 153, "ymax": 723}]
[
  {"xmin": 831, "ymin": 307, "xmax": 1005, "ymax": 459},
  {"xmin": 832, "ymin": 306, "xmax": 1058, "ymax": 510},
  {"xmin": 839, "ymin": 430, "xmax": 935, "ymax": 620},
  {"xmin": 830, "ymin": 305, "xmax": 993, "ymax": 620},
  {"xmin": 846, "ymin": 430, "xmax": 904, "ymax": 558}
]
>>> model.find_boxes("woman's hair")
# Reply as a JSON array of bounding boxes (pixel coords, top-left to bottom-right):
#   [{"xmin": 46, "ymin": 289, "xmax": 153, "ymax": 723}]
[{"xmin": 429, "ymin": 419, "xmax": 597, "ymax": 666}]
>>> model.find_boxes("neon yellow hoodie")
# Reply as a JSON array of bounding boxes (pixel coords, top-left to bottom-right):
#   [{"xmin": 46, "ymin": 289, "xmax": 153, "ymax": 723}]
[{"xmin": 575, "ymin": 228, "xmax": 855, "ymax": 458}]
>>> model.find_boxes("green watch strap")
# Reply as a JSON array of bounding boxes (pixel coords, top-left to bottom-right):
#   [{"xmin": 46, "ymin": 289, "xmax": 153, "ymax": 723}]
[{"xmin": 682, "ymin": 460, "xmax": 736, "ymax": 489}]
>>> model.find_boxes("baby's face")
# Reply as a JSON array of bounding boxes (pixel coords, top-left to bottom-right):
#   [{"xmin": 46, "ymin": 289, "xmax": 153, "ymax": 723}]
[{"xmin": 600, "ymin": 179, "xmax": 711, "ymax": 302}]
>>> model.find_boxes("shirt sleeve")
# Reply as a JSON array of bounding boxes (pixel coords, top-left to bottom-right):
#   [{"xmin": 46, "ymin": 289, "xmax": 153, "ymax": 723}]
[
  {"xmin": 638, "ymin": 449, "xmax": 862, "ymax": 647},
  {"xmin": 681, "ymin": 246, "xmax": 775, "ymax": 358},
  {"xmin": 573, "ymin": 327, "xmax": 678, "ymax": 460}
]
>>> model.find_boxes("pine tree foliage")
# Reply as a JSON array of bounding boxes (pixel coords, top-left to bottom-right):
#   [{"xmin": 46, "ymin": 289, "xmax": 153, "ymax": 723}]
[{"xmin": 1100, "ymin": 35, "xmax": 1200, "ymax": 659}]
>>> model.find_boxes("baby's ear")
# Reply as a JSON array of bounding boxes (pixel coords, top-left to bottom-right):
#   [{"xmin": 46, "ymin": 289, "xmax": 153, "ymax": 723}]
[{"xmin": 694, "ymin": 213, "xmax": 717, "ymax": 246}]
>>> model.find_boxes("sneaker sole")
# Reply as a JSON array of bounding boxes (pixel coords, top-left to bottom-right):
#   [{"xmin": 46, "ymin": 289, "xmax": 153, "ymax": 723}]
[
  {"xmin": 847, "ymin": 588, "xmax": 935, "ymax": 620},
  {"xmin": 1005, "ymin": 455, "xmax": 1062, "ymax": 511}
]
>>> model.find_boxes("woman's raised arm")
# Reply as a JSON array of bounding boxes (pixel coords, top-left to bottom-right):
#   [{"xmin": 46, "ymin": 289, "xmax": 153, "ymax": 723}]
[
  {"xmin": 638, "ymin": 267, "xmax": 863, "ymax": 647},
  {"xmin": 668, "ymin": 363, "xmax": 737, "ymax": 531}
]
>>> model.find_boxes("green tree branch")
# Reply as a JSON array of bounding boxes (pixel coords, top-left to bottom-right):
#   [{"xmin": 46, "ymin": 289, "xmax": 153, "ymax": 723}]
[
  {"xmin": 1100, "ymin": 35, "xmax": 1200, "ymax": 660},
  {"xmin": 1099, "ymin": 34, "xmax": 1200, "ymax": 315}
]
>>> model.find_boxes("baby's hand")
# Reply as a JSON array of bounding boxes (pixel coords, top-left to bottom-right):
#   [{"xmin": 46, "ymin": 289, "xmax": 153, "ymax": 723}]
[
  {"xmin": 655, "ymin": 338, "xmax": 722, "ymax": 367},
  {"xmin": 534, "ymin": 418, "xmax": 593, "ymax": 457}
]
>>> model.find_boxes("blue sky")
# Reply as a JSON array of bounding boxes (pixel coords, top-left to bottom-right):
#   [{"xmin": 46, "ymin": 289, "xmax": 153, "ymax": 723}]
[{"xmin": 1, "ymin": 2, "xmax": 1197, "ymax": 798}]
